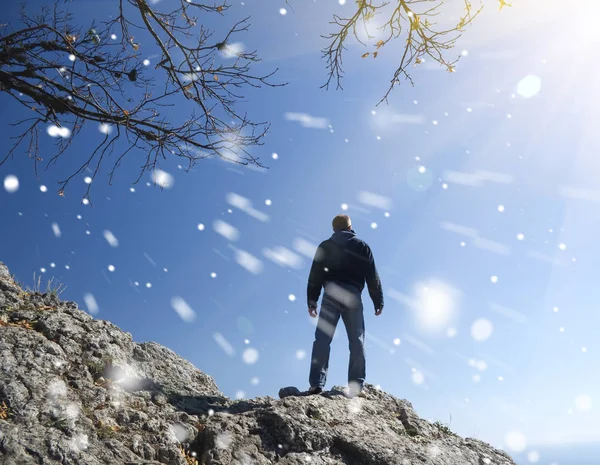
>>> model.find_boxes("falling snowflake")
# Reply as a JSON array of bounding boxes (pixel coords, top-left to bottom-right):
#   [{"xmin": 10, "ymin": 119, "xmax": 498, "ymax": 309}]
[
  {"xmin": 152, "ymin": 169, "xmax": 174, "ymax": 189},
  {"xmin": 197, "ymin": 223, "xmax": 205, "ymax": 231},
  {"xmin": 103, "ymin": 230, "xmax": 119, "ymax": 247},
  {"xmin": 393, "ymin": 338, "xmax": 401, "ymax": 346},
  {"xmin": 214, "ymin": 333, "xmax": 235, "ymax": 356},
  {"xmin": 46, "ymin": 125, "xmax": 71, "ymax": 138},
  {"xmin": 171, "ymin": 297, "xmax": 196, "ymax": 323},
  {"xmin": 446, "ymin": 327, "xmax": 457, "ymax": 338},
  {"xmin": 558, "ymin": 243, "xmax": 567, "ymax": 250},
  {"xmin": 210, "ymin": 272, "xmax": 217, "ymax": 278},
  {"xmin": 130, "ymin": 187, "xmax": 135, "ymax": 193},
  {"xmin": 143, "ymin": 59, "xmax": 150, "ymax": 66},
  {"xmin": 296, "ymin": 349, "xmax": 306, "ymax": 360},
  {"xmin": 497, "ymin": 205, "xmax": 505, "ymax": 212},
  {"xmin": 68, "ymin": 54, "xmax": 76, "ymax": 61},
  {"xmin": 517, "ymin": 233, "xmax": 524, "ymax": 240},
  {"xmin": 40, "ymin": 185, "xmax": 48, "ymax": 193},
  {"xmin": 84, "ymin": 176, "xmax": 92, "ymax": 184},
  {"xmin": 242, "ymin": 348, "xmax": 259, "ymax": 364},
  {"xmin": 411, "ymin": 369, "xmax": 424, "ymax": 385},
  {"xmin": 50, "ymin": 263, "xmax": 56, "ymax": 268},
  {"xmin": 471, "ymin": 318, "xmax": 493, "ymax": 341},
  {"xmin": 272, "ymin": 152, "xmax": 279, "ymax": 159},
  {"xmin": 3, "ymin": 175, "xmax": 19, "ymax": 193},
  {"xmin": 517, "ymin": 75, "xmax": 541, "ymax": 98},
  {"xmin": 83, "ymin": 293, "xmax": 99, "ymax": 314},
  {"xmin": 288, "ymin": 294, "xmax": 296, "ymax": 302},
  {"xmin": 110, "ymin": 33, "xmax": 117, "ymax": 40},
  {"xmin": 51, "ymin": 222, "xmax": 61, "ymax": 238},
  {"xmin": 262, "ymin": 246, "xmax": 303, "ymax": 269},
  {"xmin": 215, "ymin": 432, "xmax": 234, "ymax": 449},
  {"xmin": 575, "ymin": 394, "xmax": 592, "ymax": 411},
  {"xmin": 250, "ymin": 377, "xmax": 260, "ymax": 385},
  {"xmin": 527, "ymin": 451, "xmax": 540, "ymax": 463},
  {"xmin": 82, "ymin": 198, "xmax": 90, "ymax": 205},
  {"xmin": 146, "ymin": 282, "xmax": 152, "ymax": 288},
  {"xmin": 341, "ymin": 203, "xmax": 348, "ymax": 210},
  {"xmin": 68, "ymin": 434, "xmax": 89, "ymax": 452},
  {"xmin": 169, "ymin": 424, "xmax": 189, "ymax": 443},
  {"xmin": 490, "ymin": 275, "xmax": 498, "ymax": 283},
  {"xmin": 213, "ymin": 220, "xmax": 240, "ymax": 241},
  {"xmin": 108, "ymin": 265, "xmax": 115, "ymax": 272},
  {"xmin": 46, "ymin": 379, "xmax": 68, "ymax": 401},
  {"xmin": 279, "ymin": 8, "xmax": 287, "ymax": 15},
  {"xmin": 370, "ymin": 222, "xmax": 378, "ymax": 229},
  {"xmin": 504, "ymin": 431, "xmax": 527, "ymax": 453},
  {"xmin": 265, "ymin": 199, "xmax": 272, "ymax": 206},
  {"xmin": 475, "ymin": 360, "xmax": 487, "ymax": 371},
  {"xmin": 99, "ymin": 123, "xmax": 113, "ymax": 135}
]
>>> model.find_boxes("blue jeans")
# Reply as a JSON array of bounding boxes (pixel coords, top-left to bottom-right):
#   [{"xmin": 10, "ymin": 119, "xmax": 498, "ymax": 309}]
[{"xmin": 309, "ymin": 281, "xmax": 365, "ymax": 389}]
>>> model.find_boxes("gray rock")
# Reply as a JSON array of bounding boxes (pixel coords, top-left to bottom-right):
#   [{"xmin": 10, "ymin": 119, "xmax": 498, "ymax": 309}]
[
  {"xmin": 279, "ymin": 386, "xmax": 302, "ymax": 399},
  {"xmin": 0, "ymin": 262, "xmax": 517, "ymax": 465}
]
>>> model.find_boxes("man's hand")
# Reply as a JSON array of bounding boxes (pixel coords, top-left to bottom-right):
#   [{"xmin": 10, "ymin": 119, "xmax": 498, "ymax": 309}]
[
  {"xmin": 308, "ymin": 307, "xmax": 318, "ymax": 318},
  {"xmin": 375, "ymin": 307, "xmax": 383, "ymax": 316}
]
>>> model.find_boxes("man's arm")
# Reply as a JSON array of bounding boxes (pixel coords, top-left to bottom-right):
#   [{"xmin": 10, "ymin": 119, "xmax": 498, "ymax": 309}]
[
  {"xmin": 364, "ymin": 244, "xmax": 384, "ymax": 311},
  {"xmin": 307, "ymin": 242, "xmax": 327, "ymax": 309}
]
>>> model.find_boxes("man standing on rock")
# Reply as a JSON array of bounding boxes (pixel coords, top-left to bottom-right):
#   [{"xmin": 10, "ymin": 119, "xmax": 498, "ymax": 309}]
[{"xmin": 306, "ymin": 214, "xmax": 384, "ymax": 397}]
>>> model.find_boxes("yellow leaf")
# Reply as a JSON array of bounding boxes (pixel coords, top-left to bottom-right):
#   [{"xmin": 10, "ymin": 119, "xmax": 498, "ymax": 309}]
[
  {"xmin": 213, "ymin": 74, "xmax": 219, "ymax": 81},
  {"xmin": 132, "ymin": 43, "xmax": 139, "ymax": 51},
  {"xmin": 361, "ymin": 52, "xmax": 369, "ymax": 58},
  {"xmin": 499, "ymin": 0, "xmax": 512, "ymax": 10},
  {"xmin": 375, "ymin": 40, "xmax": 385, "ymax": 49},
  {"xmin": 373, "ymin": 51, "xmax": 378, "ymax": 58},
  {"xmin": 217, "ymin": 5, "xmax": 224, "ymax": 12},
  {"xmin": 123, "ymin": 109, "xmax": 129, "ymax": 116}
]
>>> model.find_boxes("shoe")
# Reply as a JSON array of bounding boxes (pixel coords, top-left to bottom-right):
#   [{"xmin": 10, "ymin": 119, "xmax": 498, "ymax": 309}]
[
  {"xmin": 308, "ymin": 386, "xmax": 323, "ymax": 395},
  {"xmin": 342, "ymin": 385, "xmax": 365, "ymax": 398}
]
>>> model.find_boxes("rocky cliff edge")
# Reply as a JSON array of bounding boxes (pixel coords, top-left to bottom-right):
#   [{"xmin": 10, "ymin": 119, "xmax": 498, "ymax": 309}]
[{"xmin": 0, "ymin": 262, "xmax": 516, "ymax": 465}]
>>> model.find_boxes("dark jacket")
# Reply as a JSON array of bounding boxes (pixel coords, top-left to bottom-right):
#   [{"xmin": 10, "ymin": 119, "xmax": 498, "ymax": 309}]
[{"xmin": 307, "ymin": 229, "xmax": 384, "ymax": 310}]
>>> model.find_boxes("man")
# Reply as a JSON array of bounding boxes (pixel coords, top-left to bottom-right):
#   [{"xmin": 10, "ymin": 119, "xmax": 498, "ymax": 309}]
[{"xmin": 306, "ymin": 214, "xmax": 384, "ymax": 397}]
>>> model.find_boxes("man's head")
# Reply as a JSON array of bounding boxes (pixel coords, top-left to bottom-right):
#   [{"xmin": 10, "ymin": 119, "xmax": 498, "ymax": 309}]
[{"xmin": 332, "ymin": 214, "xmax": 352, "ymax": 232}]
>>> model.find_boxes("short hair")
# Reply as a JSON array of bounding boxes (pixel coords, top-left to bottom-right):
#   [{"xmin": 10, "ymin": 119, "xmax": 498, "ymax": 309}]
[{"xmin": 332, "ymin": 214, "xmax": 352, "ymax": 231}]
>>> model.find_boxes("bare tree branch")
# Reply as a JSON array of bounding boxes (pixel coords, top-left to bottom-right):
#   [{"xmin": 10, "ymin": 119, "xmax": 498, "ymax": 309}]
[
  {"xmin": 320, "ymin": 0, "xmax": 494, "ymax": 104},
  {"xmin": 0, "ymin": 0, "xmax": 284, "ymax": 198}
]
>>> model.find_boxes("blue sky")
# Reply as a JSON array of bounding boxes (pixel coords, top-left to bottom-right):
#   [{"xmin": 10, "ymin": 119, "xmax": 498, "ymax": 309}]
[{"xmin": 2, "ymin": 0, "xmax": 600, "ymax": 462}]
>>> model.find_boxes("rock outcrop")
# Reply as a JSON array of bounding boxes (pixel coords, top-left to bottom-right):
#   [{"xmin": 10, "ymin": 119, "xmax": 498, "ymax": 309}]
[{"xmin": 0, "ymin": 262, "xmax": 516, "ymax": 465}]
